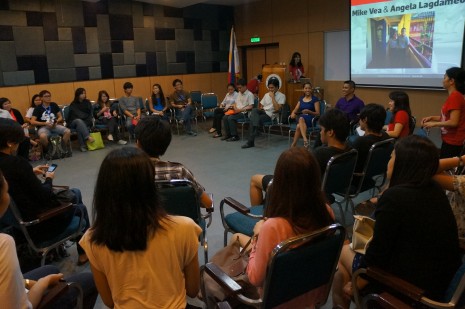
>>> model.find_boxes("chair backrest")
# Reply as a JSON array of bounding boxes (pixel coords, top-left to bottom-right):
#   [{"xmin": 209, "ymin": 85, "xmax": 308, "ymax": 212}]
[
  {"xmin": 201, "ymin": 93, "xmax": 218, "ymax": 110},
  {"xmin": 62, "ymin": 105, "xmax": 70, "ymax": 123},
  {"xmin": 155, "ymin": 179, "xmax": 201, "ymax": 225},
  {"xmin": 322, "ymin": 149, "xmax": 358, "ymax": 197},
  {"xmin": 262, "ymin": 224, "xmax": 346, "ymax": 308},
  {"xmin": 319, "ymin": 100, "xmax": 327, "ymax": 116},
  {"xmin": 409, "ymin": 115, "xmax": 416, "ymax": 135},
  {"xmin": 355, "ymin": 138, "xmax": 394, "ymax": 193},
  {"xmin": 190, "ymin": 91, "xmax": 202, "ymax": 104}
]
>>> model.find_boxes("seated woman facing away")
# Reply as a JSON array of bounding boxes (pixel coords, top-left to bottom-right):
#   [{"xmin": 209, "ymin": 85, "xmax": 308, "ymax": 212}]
[
  {"xmin": 232, "ymin": 147, "xmax": 335, "ymax": 308},
  {"xmin": 0, "ymin": 170, "xmax": 98, "ymax": 309},
  {"xmin": 332, "ymin": 135, "xmax": 461, "ymax": 309},
  {"xmin": 80, "ymin": 147, "xmax": 201, "ymax": 308}
]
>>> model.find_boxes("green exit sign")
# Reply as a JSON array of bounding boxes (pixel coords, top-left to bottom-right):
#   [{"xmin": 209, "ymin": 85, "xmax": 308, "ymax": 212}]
[{"xmin": 250, "ymin": 37, "xmax": 261, "ymax": 43}]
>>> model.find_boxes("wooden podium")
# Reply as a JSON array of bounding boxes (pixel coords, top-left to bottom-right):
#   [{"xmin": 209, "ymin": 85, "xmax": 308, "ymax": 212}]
[{"xmin": 259, "ymin": 64, "xmax": 287, "ymax": 101}]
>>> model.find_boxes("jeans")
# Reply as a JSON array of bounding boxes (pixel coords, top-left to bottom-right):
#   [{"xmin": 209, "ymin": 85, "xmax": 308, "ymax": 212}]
[
  {"xmin": 23, "ymin": 265, "xmax": 98, "ymax": 309},
  {"xmin": 97, "ymin": 117, "xmax": 120, "ymax": 140},
  {"xmin": 175, "ymin": 105, "xmax": 194, "ymax": 131},
  {"xmin": 69, "ymin": 119, "xmax": 90, "ymax": 147}
]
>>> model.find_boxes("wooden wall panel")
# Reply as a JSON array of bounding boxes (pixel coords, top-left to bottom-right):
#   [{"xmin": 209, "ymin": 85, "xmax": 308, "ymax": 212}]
[
  {"xmin": 0, "ymin": 86, "xmax": 31, "ymax": 115},
  {"xmin": 270, "ymin": 0, "xmax": 309, "ymax": 36},
  {"xmin": 246, "ymin": 48, "xmax": 266, "ymax": 81},
  {"xmin": 73, "ymin": 80, "xmax": 116, "ymax": 102},
  {"xmin": 183, "ymin": 73, "xmax": 211, "ymax": 93},
  {"xmin": 307, "ymin": 32, "xmax": 324, "ymax": 87},
  {"xmin": 210, "ymin": 73, "xmax": 229, "ymax": 98},
  {"xmin": 27, "ymin": 82, "xmax": 75, "ymax": 107},
  {"xmin": 265, "ymin": 46, "xmax": 280, "ymax": 65},
  {"xmin": 234, "ymin": 0, "xmax": 273, "ymax": 45}
]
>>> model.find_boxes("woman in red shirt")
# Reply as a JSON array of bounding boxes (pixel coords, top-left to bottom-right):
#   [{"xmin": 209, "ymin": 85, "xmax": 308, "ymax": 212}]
[
  {"xmin": 386, "ymin": 91, "xmax": 411, "ymax": 139},
  {"xmin": 423, "ymin": 67, "xmax": 465, "ymax": 158}
]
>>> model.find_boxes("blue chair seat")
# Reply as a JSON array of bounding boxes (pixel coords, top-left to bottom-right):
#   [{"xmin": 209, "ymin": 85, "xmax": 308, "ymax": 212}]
[{"xmin": 224, "ymin": 205, "xmax": 263, "ymax": 237}]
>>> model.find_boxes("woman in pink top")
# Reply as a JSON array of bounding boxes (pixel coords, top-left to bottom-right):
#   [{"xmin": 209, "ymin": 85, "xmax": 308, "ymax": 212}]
[
  {"xmin": 422, "ymin": 67, "xmax": 465, "ymax": 158},
  {"xmin": 386, "ymin": 91, "xmax": 411, "ymax": 139},
  {"xmin": 235, "ymin": 147, "xmax": 335, "ymax": 308}
]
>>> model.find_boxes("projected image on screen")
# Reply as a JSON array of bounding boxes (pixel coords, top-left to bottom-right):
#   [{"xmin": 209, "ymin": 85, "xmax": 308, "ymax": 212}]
[
  {"xmin": 351, "ymin": 0, "xmax": 465, "ymax": 88},
  {"xmin": 366, "ymin": 12, "xmax": 435, "ymax": 69}
]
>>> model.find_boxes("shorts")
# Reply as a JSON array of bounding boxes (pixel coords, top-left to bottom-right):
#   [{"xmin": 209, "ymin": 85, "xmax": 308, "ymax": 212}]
[
  {"xmin": 262, "ymin": 175, "xmax": 274, "ymax": 191},
  {"xmin": 38, "ymin": 125, "xmax": 69, "ymax": 138}
]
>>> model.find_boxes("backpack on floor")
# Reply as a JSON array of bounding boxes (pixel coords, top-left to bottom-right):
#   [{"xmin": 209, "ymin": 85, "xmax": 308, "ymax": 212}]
[{"xmin": 45, "ymin": 136, "xmax": 70, "ymax": 160}]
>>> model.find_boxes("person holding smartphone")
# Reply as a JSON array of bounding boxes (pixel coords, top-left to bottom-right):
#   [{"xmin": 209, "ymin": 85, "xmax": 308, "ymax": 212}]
[{"xmin": 0, "ymin": 118, "xmax": 91, "ymax": 265}]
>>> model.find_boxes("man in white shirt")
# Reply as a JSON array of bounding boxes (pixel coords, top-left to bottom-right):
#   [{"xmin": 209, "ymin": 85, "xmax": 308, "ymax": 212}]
[
  {"xmin": 221, "ymin": 79, "xmax": 254, "ymax": 141},
  {"xmin": 242, "ymin": 77, "xmax": 286, "ymax": 148}
]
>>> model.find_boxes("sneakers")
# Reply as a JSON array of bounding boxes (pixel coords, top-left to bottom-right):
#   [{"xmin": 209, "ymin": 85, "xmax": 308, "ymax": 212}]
[
  {"xmin": 227, "ymin": 136, "xmax": 240, "ymax": 142},
  {"xmin": 80, "ymin": 146, "xmax": 88, "ymax": 152},
  {"xmin": 107, "ymin": 134, "xmax": 114, "ymax": 141},
  {"xmin": 187, "ymin": 131, "xmax": 197, "ymax": 136},
  {"xmin": 117, "ymin": 139, "xmax": 127, "ymax": 145}
]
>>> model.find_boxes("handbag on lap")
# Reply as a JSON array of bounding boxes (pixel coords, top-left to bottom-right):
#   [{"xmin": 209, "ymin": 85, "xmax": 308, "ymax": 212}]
[
  {"xmin": 351, "ymin": 215, "xmax": 375, "ymax": 255},
  {"xmin": 203, "ymin": 236, "xmax": 259, "ymax": 307}
]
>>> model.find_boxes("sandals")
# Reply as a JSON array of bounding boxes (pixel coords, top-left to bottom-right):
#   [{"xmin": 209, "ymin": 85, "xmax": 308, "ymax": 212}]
[
  {"xmin": 303, "ymin": 140, "xmax": 309, "ymax": 148},
  {"xmin": 213, "ymin": 133, "xmax": 222, "ymax": 138},
  {"xmin": 209, "ymin": 128, "xmax": 216, "ymax": 133}
]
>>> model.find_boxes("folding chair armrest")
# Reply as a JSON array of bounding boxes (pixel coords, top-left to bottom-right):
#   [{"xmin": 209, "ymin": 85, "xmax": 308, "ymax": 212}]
[
  {"xmin": 204, "ymin": 263, "xmax": 243, "ymax": 295},
  {"xmin": 52, "ymin": 185, "xmax": 70, "ymax": 190},
  {"xmin": 221, "ymin": 197, "xmax": 250, "ymax": 215},
  {"xmin": 365, "ymin": 267, "xmax": 425, "ymax": 301},
  {"xmin": 205, "ymin": 193, "xmax": 214, "ymax": 213},
  {"xmin": 37, "ymin": 203, "xmax": 73, "ymax": 222},
  {"xmin": 37, "ymin": 281, "xmax": 69, "ymax": 309}
]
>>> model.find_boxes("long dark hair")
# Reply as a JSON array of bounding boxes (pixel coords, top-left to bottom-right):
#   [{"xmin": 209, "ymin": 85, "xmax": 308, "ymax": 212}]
[
  {"xmin": 389, "ymin": 91, "xmax": 412, "ymax": 129},
  {"xmin": 30, "ymin": 94, "xmax": 40, "ymax": 108},
  {"xmin": 91, "ymin": 147, "xmax": 167, "ymax": 252},
  {"xmin": 445, "ymin": 67, "xmax": 465, "ymax": 94},
  {"xmin": 266, "ymin": 148, "xmax": 333, "ymax": 231},
  {"xmin": 72, "ymin": 88, "xmax": 86, "ymax": 104},
  {"xmin": 96, "ymin": 90, "xmax": 110, "ymax": 108},
  {"xmin": 151, "ymin": 84, "xmax": 166, "ymax": 108},
  {"xmin": 389, "ymin": 135, "xmax": 439, "ymax": 187},
  {"xmin": 289, "ymin": 52, "xmax": 302, "ymax": 67}
]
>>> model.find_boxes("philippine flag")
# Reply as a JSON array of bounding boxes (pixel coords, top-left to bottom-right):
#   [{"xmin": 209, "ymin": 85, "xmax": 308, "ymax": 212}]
[{"xmin": 228, "ymin": 27, "xmax": 240, "ymax": 85}]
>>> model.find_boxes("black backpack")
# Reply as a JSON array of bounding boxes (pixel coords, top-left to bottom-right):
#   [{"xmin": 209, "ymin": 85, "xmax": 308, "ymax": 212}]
[{"xmin": 45, "ymin": 136, "xmax": 71, "ymax": 160}]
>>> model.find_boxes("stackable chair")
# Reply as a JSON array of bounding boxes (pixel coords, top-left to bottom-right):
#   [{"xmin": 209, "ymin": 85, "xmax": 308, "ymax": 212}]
[
  {"xmin": 322, "ymin": 149, "xmax": 358, "ymax": 226},
  {"xmin": 353, "ymin": 264, "xmax": 465, "ymax": 309},
  {"xmin": 288, "ymin": 100, "xmax": 327, "ymax": 147},
  {"xmin": 202, "ymin": 224, "xmax": 346, "ymax": 309},
  {"xmin": 220, "ymin": 182, "xmax": 272, "ymax": 246},
  {"xmin": 347, "ymin": 138, "xmax": 394, "ymax": 215},
  {"xmin": 201, "ymin": 93, "xmax": 219, "ymax": 121},
  {"xmin": 155, "ymin": 179, "xmax": 213, "ymax": 263},
  {"xmin": 7, "ymin": 199, "xmax": 87, "ymax": 266}
]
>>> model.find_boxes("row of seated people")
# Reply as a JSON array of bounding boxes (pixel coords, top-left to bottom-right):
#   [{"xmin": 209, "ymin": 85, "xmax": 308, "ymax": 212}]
[
  {"xmin": 2, "ymin": 110, "xmax": 465, "ymax": 307},
  {"xmin": 0, "ymin": 77, "xmax": 201, "ymax": 157}
]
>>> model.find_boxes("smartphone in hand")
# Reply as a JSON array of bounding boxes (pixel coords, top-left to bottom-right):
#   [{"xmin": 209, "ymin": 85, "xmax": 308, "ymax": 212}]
[{"xmin": 47, "ymin": 164, "xmax": 58, "ymax": 172}]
